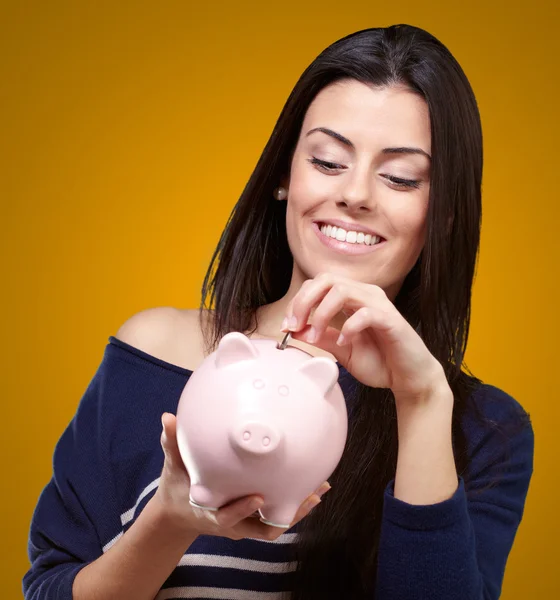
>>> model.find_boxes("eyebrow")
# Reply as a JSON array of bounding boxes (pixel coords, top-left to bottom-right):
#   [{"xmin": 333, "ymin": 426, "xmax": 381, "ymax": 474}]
[{"xmin": 306, "ymin": 127, "xmax": 431, "ymax": 161}]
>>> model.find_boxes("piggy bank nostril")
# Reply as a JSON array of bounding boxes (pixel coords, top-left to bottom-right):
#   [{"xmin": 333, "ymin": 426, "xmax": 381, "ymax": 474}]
[
  {"xmin": 262, "ymin": 436, "xmax": 271, "ymax": 447},
  {"xmin": 243, "ymin": 431, "xmax": 251, "ymax": 441}
]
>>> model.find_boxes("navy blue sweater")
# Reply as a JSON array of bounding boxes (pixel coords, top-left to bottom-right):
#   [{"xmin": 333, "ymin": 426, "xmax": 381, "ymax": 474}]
[{"xmin": 23, "ymin": 336, "xmax": 534, "ymax": 599}]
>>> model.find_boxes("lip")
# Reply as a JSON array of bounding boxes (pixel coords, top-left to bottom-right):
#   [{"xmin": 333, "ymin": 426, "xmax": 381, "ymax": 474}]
[
  {"xmin": 312, "ymin": 222, "xmax": 385, "ymax": 255},
  {"xmin": 312, "ymin": 218, "xmax": 383, "ymax": 238}
]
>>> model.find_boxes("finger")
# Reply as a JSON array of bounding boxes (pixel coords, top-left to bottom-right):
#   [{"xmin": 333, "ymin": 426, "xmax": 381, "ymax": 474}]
[
  {"xmin": 283, "ymin": 274, "xmax": 335, "ymax": 332},
  {"xmin": 315, "ymin": 481, "xmax": 332, "ymax": 498},
  {"xmin": 290, "ymin": 493, "xmax": 322, "ymax": 525},
  {"xmin": 337, "ymin": 305, "xmax": 404, "ymax": 346},
  {"xmin": 208, "ymin": 495, "xmax": 264, "ymax": 530},
  {"xmin": 291, "ymin": 324, "xmax": 352, "ymax": 364},
  {"xmin": 252, "ymin": 483, "xmax": 333, "ymax": 539},
  {"xmin": 285, "ymin": 481, "xmax": 329, "ymax": 523},
  {"xmin": 233, "ymin": 518, "xmax": 288, "ymax": 541},
  {"xmin": 306, "ymin": 284, "xmax": 369, "ymax": 342},
  {"xmin": 232, "ymin": 484, "xmax": 332, "ymax": 541},
  {"xmin": 282, "ymin": 280, "xmax": 311, "ymax": 330},
  {"xmin": 161, "ymin": 413, "xmax": 188, "ymax": 474},
  {"xmin": 293, "ymin": 481, "xmax": 331, "ymax": 517}
]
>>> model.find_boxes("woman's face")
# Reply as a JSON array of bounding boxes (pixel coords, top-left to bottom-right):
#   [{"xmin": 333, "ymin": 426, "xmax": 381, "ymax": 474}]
[{"xmin": 283, "ymin": 79, "xmax": 432, "ymax": 300}]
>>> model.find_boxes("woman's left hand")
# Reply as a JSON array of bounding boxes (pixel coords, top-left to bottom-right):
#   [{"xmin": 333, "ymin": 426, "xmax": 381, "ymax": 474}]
[{"xmin": 283, "ymin": 272, "xmax": 449, "ymax": 402}]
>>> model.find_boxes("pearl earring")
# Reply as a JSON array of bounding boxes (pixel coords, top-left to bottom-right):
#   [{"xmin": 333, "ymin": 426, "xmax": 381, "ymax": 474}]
[{"xmin": 273, "ymin": 186, "xmax": 287, "ymax": 201}]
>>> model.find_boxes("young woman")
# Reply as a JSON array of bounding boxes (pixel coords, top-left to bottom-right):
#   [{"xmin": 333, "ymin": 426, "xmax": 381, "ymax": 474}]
[{"xmin": 24, "ymin": 24, "xmax": 533, "ymax": 600}]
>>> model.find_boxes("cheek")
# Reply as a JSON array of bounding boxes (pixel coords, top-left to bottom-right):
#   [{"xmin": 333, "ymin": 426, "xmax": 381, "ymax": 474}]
[
  {"xmin": 289, "ymin": 159, "xmax": 334, "ymax": 205},
  {"xmin": 389, "ymin": 199, "xmax": 429, "ymax": 249}
]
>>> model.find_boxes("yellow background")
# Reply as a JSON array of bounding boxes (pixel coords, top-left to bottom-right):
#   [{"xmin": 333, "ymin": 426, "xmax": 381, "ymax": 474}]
[{"xmin": 2, "ymin": 1, "xmax": 558, "ymax": 597}]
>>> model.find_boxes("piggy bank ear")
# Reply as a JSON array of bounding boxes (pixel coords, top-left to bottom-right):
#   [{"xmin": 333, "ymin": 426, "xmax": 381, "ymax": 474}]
[
  {"xmin": 215, "ymin": 332, "xmax": 259, "ymax": 368},
  {"xmin": 297, "ymin": 357, "xmax": 339, "ymax": 395}
]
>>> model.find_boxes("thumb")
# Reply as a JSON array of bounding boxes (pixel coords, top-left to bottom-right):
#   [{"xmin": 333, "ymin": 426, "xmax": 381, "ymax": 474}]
[
  {"xmin": 291, "ymin": 325, "xmax": 352, "ymax": 367},
  {"xmin": 160, "ymin": 413, "xmax": 188, "ymax": 474}
]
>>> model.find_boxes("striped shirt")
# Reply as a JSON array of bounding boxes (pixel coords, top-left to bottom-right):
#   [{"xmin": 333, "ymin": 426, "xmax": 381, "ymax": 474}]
[{"xmin": 24, "ymin": 336, "xmax": 533, "ymax": 599}]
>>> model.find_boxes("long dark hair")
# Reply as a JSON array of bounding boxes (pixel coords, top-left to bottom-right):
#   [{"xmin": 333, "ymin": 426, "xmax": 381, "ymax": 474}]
[{"xmin": 200, "ymin": 24, "xmax": 484, "ymax": 599}]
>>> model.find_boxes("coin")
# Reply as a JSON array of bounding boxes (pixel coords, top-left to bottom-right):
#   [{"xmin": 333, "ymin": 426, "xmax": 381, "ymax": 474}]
[{"xmin": 277, "ymin": 331, "xmax": 291, "ymax": 350}]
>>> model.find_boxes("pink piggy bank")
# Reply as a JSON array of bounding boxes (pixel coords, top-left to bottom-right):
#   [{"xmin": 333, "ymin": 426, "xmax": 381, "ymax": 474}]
[{"xmin": 175, "ymin": 331, "xmax": 348, "ymax": 528}]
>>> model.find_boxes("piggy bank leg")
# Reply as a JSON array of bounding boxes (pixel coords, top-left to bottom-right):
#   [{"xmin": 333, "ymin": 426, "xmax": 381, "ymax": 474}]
[
  {"xmin": 189, "ymin": 484, "xmax": 227, "ymax": 511},
  {"xmin": 259, "ymin": 504, "xmax": 298, "ymax": 529}
]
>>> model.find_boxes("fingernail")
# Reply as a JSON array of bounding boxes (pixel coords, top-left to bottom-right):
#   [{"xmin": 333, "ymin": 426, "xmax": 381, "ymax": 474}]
[
  {"xmin": 288, "ymin": 315, "xmax": 298, "ymax": 331},
  {"xmin": 306, "ymin": 496, "xmax": 321, "ymax": 511},
  {"xmin": 318, "ymin": 482, "xmax": 332, "ymax": 497},
  {"xmin": 336, "ymin": 333, "xmax": 346, "ymax": 346},
  {"xmin": 250, "ymin": 497, "xmax": 263, "ymax": 511},
  {"xmin": 281, "ymin": 317, "xmax": 288, "ymax": 331}
]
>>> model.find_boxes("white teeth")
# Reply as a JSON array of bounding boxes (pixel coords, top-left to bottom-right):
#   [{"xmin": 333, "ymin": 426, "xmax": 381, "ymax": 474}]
[{"xmin": 319, "ymin": 223, "xmax": 381, "ymax": 246}]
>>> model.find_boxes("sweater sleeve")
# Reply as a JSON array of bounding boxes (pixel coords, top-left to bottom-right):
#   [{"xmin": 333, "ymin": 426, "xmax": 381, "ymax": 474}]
[
  {"xmin": 374, "ymin": 384, "xmax": 534, "ymax": 600},
  {"xmin": 23, "ymin": 349, "xmax": 124, "ymax": 600}
]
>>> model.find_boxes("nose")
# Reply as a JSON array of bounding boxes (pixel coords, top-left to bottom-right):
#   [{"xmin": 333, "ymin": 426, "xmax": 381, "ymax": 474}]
[
  {"xmin": 338, "ymin": 165, "xmax": 374, "ymax": 212},
  {"xmin": 231, "ymin": 422, "xmax": 281, "ymax": 455}
]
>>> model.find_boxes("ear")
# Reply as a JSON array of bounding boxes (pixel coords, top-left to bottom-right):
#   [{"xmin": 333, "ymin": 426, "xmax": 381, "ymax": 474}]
[
  {"xmin": 297, "ymin": 357, "xmax": 339, "ymax": 395},
  {"xmin": 215, "ymin": 332, "xmax": 259, "ymax": 368}
]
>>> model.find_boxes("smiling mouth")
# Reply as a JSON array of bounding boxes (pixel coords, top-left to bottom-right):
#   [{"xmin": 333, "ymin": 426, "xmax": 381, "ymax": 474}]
[
  {"xmin": 312, "ymin": 222, "xmax": 386, "ymax": 256},
  {"xmin": 317, "ymin": 222, "xmax": 384, "ymax": 246}
]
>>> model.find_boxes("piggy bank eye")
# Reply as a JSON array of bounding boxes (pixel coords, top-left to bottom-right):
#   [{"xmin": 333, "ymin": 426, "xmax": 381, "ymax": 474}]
[
  {"xmin": 278, "ymin": 385, "xmax": 290, "ymax": 396},
  {"xmin": 253, "ymin": 379, "xmax": 265, "ymax": 389}
]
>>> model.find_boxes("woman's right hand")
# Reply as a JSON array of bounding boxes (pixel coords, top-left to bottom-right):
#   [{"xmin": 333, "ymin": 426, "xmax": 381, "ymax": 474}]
[{"xmin": 153, "ymin": 412, "xmax": 331, "ymax": 542}]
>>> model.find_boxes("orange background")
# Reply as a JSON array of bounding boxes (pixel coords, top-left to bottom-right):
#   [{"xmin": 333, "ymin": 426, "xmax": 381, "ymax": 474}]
[{"xmin": 2, "ymin": 1, "xmax": 558, "ymax": 597}]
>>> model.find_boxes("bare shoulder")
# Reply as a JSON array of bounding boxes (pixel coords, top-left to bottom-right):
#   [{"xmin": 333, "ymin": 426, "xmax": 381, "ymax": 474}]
[{"xmin": 115, "ymin": 307, "xmax": 210, "ymax": 371}]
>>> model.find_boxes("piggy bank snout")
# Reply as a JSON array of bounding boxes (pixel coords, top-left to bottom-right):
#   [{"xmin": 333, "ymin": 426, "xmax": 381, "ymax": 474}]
[{"xmin": 230, "ymin": 421, "xmax": 281, "ymax": 455}]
